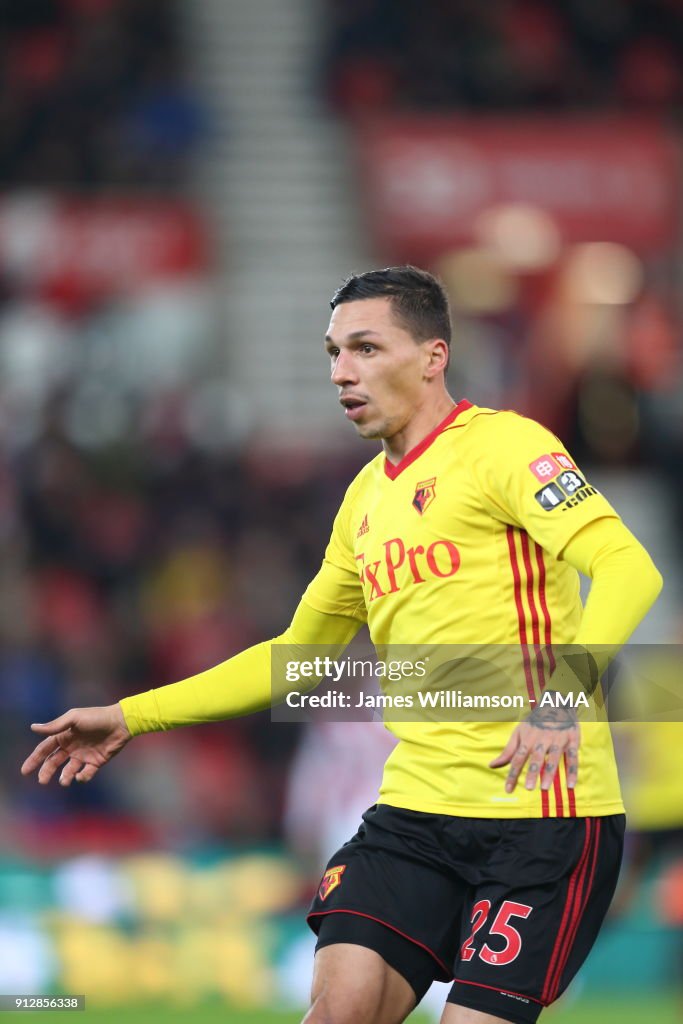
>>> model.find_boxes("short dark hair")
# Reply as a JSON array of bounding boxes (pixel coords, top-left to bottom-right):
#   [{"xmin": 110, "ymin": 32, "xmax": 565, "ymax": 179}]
[{"xmin": 330, "ymin": 265, "xmax": 452, "ymax": 351}]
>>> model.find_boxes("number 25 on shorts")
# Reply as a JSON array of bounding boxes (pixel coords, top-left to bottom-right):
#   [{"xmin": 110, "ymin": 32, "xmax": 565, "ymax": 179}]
[{"xmin": 460, "ymin": 899, "xmax": 533, "ymax": 966}]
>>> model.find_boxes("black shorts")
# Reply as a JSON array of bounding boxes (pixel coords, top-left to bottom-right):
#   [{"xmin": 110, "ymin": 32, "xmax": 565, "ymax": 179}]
[{"xmin": 307, "ymin": 804, "xmax": 625, "ymax": 1024}]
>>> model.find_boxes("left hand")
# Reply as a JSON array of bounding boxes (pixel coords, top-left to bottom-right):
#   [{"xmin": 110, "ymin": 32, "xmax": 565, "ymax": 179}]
[
  {"xmin": 489, "ymin": 718, "xmax": 580, "ymax": 793},
  {"xmin": 21, "ymin": 704, "xmax": 132, "ymax": 787}
]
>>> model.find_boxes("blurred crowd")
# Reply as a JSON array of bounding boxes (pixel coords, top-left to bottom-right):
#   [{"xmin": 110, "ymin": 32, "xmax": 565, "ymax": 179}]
[
  {"xmin": 2, "ymin": 420, "xmax": 367, "ymax": 847},
  {"xmin": 0, "ymin": 0, "xmax": 680, "ymax": 868},
  {"xmin": 0, "ymin": 0, "xmax": 678, "ymax": 1010},
  {"xmin": 325, "ymin": 0, "xmax": 683, "ymax": 115},
  {"xmin": 0, "ymin": 0, "xmax": 203, "ymax": 187}
]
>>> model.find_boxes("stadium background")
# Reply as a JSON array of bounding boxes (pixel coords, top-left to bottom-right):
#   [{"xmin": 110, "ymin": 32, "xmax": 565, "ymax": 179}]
[{"xmin": 0, "ymin": 1, "xmax": 682, "ymax": 1021}]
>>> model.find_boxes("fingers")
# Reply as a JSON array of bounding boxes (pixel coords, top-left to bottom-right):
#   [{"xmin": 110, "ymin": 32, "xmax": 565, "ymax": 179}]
[
  {"xmin": 23, "ymin": 714, "xmax": 78, "ymax": 778},
  {"xmin": 59, "ymin": 758, "xmax": 98, "ymax": 786},
  {"xmin": 564, "ymin": 743, "xmax": 579, "ymax": 789},
  {"xmin": 23, "ymin": 707, "xmax": 113, "ymax": 787},
  {"xmin": 59, "ymin": 758, "xmax": 86, "ymax": 787},
  {"xmin": 489, "ymin": 731, "xmax": 520, "ymax": 769},
  {"xmin": 74, "ymin": 763, "xmax": 99, "ymax": 784},
  {"xmin": 21, "ymin": 734, "xmax": 64, "ymax": 776},
  {"xmin": 30, "ymin": 712, "xmax": 76, "ymax": 735},
  {"xmin": 540, "ymin": 744, "xmax": 560, "ymax": 791},
  {"xmin": 492, "ymin": 727, "xmax": 581, "ymax": 793},
  {"xmin": 504, "ymin": 740, "xmax": 532, "ymax": 793},
  {"xmin": 540, "ymin": 728, "xmax": 580, "ymax": 790},
  {"xmin": 34, "ymin": 750, "xmax": 98, "ymax": 788},
  {"xmin": 37, "ymin": 747, "xmax": 70, "ymax": 785},
  {"xmin": 525, "ymin": 740, "xmax": 548, "ymax": 791}
]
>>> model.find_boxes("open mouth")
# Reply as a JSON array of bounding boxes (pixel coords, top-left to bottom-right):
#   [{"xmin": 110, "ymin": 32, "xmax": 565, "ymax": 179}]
[{"xmin": 340, "ymin": 396, "xmax": 368, "ymax": 421}]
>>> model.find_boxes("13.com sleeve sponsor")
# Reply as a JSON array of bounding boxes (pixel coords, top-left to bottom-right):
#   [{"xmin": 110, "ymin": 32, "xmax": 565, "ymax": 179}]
[{"xmin": 472, "ymin": 413, "xmax": 620, "ymax": 558}]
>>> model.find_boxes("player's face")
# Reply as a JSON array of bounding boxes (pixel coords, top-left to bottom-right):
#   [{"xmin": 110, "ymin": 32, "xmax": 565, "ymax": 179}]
[{"xmin": 325, "ymin": 297, "xmax": 434, "ymax": 440}]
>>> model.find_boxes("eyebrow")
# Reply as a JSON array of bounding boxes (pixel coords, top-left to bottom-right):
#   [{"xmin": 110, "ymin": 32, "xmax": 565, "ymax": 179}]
[{"xmin": 324, "ymin": 330, "xmax": 382, "ymax": 344}]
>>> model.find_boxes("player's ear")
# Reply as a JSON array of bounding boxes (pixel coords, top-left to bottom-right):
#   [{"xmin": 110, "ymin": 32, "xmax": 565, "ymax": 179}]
[{"xmin": 424, "ymin": 338, "xmax": 449, "ymax": 379}]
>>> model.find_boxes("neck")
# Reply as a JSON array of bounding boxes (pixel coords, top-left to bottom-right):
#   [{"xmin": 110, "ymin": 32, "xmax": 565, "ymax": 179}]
[{"xmin": 383, "ymin": 392, "xmax": 457, "ymax": 465}]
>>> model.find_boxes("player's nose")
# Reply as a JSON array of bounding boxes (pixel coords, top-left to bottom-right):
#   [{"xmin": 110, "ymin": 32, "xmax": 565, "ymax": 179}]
[{"xmin": 331, "ymin": 350, "xmax": 358, "ymax": 386}]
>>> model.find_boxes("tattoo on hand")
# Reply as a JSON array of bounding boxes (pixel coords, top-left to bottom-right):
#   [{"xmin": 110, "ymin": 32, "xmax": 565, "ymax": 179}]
[{"xmin": 527, "ymin": 691, "xmax": 577, "ymax": 731}]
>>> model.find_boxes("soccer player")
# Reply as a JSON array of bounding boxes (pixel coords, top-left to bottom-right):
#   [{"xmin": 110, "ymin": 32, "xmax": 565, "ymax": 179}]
[{"xmin": 22, "ymin": 267, "xmax": 662, "ymax": 1024}]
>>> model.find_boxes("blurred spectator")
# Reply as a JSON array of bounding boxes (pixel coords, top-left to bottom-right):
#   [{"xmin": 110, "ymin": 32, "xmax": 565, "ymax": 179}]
[
  {"xmin": 0, "ymin": 0, "xmax": 203, "ymax": 187},
  {"xmin": 325, "ymin": 0, "xmax": 683, "ymax": 116}
]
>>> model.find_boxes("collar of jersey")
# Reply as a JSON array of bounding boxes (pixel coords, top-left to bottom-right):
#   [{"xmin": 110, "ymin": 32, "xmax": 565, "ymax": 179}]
[{"xmin": 383, "ymin": 398, "xmax": 473, "ymax": 480}]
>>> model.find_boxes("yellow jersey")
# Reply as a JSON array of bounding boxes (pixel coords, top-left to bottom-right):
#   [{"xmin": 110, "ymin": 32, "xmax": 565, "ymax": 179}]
[{"xmin": 304, "ymin": 400, "xmax": 625, "ymax": 819}]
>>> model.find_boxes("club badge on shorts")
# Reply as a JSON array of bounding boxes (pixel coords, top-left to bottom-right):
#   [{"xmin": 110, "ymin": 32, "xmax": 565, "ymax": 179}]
[{"xmin": 318, "ymin": 864, "xmax": 346, "ymax": 901}]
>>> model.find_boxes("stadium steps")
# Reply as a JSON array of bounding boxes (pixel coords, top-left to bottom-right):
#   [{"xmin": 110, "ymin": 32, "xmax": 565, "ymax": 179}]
[{"xmin": 183, "ymin": 0, "xmax": 373, "ymax": 439}]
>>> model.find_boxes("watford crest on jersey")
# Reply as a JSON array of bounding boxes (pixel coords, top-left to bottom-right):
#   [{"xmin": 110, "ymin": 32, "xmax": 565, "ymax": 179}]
[
  {"xmin": 413, "ymin": 477, "xmax": 436, "ymax": 515},
  {"xmin": 318, "ymin": 864, "xmax": 346, "ymax": 901}
]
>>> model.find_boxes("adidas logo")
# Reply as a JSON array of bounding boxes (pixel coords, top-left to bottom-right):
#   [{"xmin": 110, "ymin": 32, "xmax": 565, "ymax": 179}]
[{"xmin": 356, "ymin": 514, "xmax": 369, "ymax": 538}]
